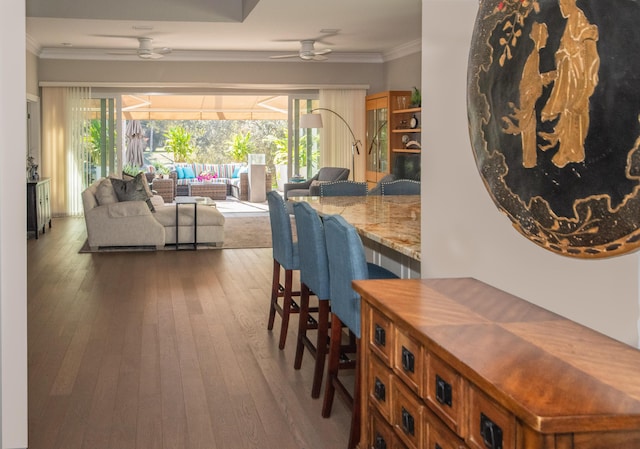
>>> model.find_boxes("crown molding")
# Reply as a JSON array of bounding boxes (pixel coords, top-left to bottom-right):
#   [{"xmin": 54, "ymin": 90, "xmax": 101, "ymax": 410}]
[
  {"xmin": 36, "ymin": 47, "xmax": 386, "ymax": 63},
  {"xmin": 382, "ymin": 39, "xmax": 421, "ymax": 62}
]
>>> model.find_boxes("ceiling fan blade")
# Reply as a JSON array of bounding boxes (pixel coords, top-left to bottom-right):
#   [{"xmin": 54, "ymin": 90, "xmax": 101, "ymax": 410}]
[
  {"xmin": 153, "ymin": 47, "xmax": 172, "ymax": 55},
  {"xmin": 313, "ymin": 48, "xmax": 332, "ymax": 56},
  {"xmin": 106, "ymin": 50, "xmax": 138, "ymax": 55},
  {"xmin": 269, "ymin": 54, "xmax": 299, "ymax": 59},
  {"xmin": 139, "ymin": 53, "xmax": 164, "ymax": 59},
  {"xmin": 311, "ymin": 54, "xmax": 329, "ymax": 61}
]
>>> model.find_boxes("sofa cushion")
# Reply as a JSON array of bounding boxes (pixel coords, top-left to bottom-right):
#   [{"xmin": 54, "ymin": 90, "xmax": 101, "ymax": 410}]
[
  {"xmin": 183, "ymin": 166, "xmax": 196, "ymax": 179},
  {"xmin": 110, "ymin": 173, "xmax": 155, "ymax": 212},
  {"xmin": 95, "ymin": 178, "xmax": 119, "ymax": 205}
]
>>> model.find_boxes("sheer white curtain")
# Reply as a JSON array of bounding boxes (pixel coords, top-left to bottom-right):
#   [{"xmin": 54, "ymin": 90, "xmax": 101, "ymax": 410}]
[
  {"xmin": 42, "ymin": 87, "xmax": 92, "ymax": 216},
  {"xmin": 318, "ymin": 89, "xmax": 366, "ymax": 181}
]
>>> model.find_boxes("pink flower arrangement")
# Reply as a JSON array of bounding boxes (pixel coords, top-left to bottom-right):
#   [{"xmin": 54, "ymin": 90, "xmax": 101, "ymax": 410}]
[{"xmin": 197, "ymin": 171, "xmax": 218, "ymax": 182}]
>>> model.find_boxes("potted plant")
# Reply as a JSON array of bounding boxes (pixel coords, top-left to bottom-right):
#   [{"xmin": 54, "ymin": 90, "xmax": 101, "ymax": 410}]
[{"xmin": 152, "ymin": 161, "xmax": 169, "ymax": 179}]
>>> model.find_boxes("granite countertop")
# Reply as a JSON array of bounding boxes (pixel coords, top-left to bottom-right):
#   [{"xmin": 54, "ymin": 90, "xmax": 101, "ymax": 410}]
[{"xmin": 289, "ymin": 195, "xmax": 421, "ymax": 261}]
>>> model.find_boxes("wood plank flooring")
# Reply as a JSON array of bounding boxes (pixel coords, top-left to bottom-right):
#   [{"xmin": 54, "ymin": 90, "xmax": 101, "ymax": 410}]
[{"xmin": 27, "ymin": 217, "xmax": 351, "ymax": 449}]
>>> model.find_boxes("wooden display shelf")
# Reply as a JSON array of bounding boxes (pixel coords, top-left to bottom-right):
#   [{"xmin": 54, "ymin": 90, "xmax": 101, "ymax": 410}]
[
  {"xmin": 393, "ymin": 107, "xmax": 421, "ymax": 114},
  {"xmin": 392, "ymin": 148, "xmax": 421, "ymax": 154},
  {"xmin": 392, "ymin": 128, "xmax": 421, "ymax": 133}
]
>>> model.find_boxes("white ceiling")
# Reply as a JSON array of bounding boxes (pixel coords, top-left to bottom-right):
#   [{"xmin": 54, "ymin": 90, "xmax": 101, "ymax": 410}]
[{"xmin": 26, "ymin": 0, "xmax": 422, "ymax": 62}]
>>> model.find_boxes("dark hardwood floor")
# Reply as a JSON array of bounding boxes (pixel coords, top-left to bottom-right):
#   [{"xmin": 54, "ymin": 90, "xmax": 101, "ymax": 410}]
[{"xmin": 27, "ymin": 217, "xmax": 351, "ymax": 449}]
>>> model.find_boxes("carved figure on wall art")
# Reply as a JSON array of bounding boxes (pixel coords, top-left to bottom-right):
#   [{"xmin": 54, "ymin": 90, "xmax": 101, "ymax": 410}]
[{"xmin": 468, "ymin": 0, "xmax": 640, "ymax": 257}]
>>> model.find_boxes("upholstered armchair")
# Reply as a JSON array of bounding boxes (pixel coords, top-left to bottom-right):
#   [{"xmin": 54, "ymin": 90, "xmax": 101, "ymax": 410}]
[{"xmin": 283, "ymin": 167, "xmax": 350, "ymax": 200}]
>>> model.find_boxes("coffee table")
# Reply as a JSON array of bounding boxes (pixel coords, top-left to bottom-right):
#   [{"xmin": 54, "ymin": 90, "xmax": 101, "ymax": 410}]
[{"xmin": 189, "ymin": 182, "xmax": 227, "ymax": 200}]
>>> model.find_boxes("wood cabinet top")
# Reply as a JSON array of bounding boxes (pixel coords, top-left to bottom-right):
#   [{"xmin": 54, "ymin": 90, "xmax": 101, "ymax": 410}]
[{"xmin": 353, "ymin": 277, "xmax": 640, "ymax": 434}]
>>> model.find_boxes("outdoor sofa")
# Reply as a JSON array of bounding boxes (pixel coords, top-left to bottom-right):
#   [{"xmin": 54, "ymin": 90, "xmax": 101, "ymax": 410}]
[{"xmin": 166, "ymin": 162, "xmax": 272, "ymax": 202}]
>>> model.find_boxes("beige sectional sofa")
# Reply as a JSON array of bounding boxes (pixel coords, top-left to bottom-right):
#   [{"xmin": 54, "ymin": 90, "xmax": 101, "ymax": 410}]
[{"xmin": 82, "ymin": 176, "xmax": 225, "ymax": 250}]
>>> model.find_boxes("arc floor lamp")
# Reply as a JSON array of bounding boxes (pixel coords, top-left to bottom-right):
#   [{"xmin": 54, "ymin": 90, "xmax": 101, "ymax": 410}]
[{"xmin": 300, "ymin": 108, "xmax": 361, "ymax": 180}]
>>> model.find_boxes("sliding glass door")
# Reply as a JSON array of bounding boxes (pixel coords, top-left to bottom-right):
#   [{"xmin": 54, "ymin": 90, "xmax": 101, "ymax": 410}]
[{"xmin": 289, "ymin": 95, "xmax": 319, "ymax": 180}]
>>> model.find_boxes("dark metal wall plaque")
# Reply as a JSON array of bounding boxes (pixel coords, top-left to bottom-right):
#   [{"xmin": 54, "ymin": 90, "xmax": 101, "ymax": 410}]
[{"xmin": 467, "ymin": 0, "xmax": 640, "ymax": 257}]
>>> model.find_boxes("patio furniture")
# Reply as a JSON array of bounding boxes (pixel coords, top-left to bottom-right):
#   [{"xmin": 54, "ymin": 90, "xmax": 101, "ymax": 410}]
[
  {"xmin": 283, "ymin": 167, "xmax": 350, "ymax": 200},
  {"xmin": 266, "ymin": 191, "xmax": 301, "ymax": 350},
  {"xmin": 151, "ymin": 178, "xmax": 175, "ymax": 203},
  {"xmin": 189, "ymin": 182, "xmax": 227, "ymax": 200}
]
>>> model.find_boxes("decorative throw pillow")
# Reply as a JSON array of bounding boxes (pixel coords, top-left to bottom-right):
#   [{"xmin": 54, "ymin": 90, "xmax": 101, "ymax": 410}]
[
  {"xmin": 176, "ymin": 166, "xmax": 185, "ymax": 179},
  {"xmin": 183, "ymin": 166, "xmax": 196, "ymax": 179},
  {"xmin": 95, "ymin": 178, "xmax": 119, "ymax": 205},
  {"xmin": 232, "ymin": 166, "xmax": 241, "ymax": 178},
  {"xmin": 110, "ymin": 172, "xmax": 155, "ymax": 212}
]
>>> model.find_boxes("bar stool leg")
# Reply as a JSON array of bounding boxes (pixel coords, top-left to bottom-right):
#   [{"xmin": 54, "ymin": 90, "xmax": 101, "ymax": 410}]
[
  {"xmin": 267, "ymin": 259, "xmax": 281, "ymax": 331},
  {"xmin": 278, "ymin": 268, "xmax": 294, "ymax": 350},
  {"xmin": 294, "ymin": 283, "xmax": 311, "ymax": 369},
  {"xmin": 322, "ymin": 312, "xmax": 343, "ymax": 417},
  {"xmin": 311, "ymin": 300, "xmax": 330, "ymax": 398}
]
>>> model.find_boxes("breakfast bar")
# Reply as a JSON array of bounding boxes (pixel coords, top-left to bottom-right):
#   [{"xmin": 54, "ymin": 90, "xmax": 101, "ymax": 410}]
[{"xmin": 289, "ymin": 195, "xmax": 421, "ymax": 278}]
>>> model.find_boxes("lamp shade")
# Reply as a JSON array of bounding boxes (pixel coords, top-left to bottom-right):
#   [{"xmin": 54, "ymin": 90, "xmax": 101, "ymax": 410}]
[{"xmin": 300, "ymin": 113, "xmax": 323, "ymax": 129}]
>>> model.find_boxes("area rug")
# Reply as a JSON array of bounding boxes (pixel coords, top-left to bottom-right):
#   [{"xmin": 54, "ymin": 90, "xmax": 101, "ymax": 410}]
[{"xmin": 78, "ymin": 214, "xmax": 273, "ymax": 253}]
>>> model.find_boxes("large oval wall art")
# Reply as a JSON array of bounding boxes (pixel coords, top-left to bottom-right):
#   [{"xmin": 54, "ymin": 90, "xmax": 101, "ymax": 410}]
[{"xmin": 467, "ymin": 0, "xmax": 640, "ymax": 257}]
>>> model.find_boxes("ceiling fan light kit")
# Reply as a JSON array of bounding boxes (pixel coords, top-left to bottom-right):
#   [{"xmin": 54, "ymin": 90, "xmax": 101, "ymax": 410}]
[{"xmin": 270, "ymin": 39, "xmax": 332, "ymax": 61}]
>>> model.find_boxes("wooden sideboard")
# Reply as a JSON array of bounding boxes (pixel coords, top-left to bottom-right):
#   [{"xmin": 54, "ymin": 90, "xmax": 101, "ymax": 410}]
[
  {"xmin": 353, "ymin": 277, "xmax": 640, "ymax": 449},
  {"xmin": 27, "ymin": 178, "xmax": 51, "ymax": 239}
]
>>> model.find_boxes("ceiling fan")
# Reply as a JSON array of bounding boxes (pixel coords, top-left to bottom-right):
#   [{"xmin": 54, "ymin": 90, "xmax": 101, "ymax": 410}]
[
  {"xmin": 107, "ymin": 37, "xmax": 172, "ymax": 59},
  {"xmin": 270, "ymin": 40, "xmax": 332, "ymax": 61}
]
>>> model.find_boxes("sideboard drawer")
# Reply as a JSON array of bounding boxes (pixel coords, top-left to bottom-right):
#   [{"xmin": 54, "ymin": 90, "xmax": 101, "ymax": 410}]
[
  {"xmin": 370, "ymin": 353, "xmax": 394, "ymax": 421},
  {"xmin": 467, "ymin": 386, "xmax": 515, "ymax": 449},
  {"xmin": 371, "ymin": 409, "xmax": 397, "ymax": 449},
  {"xmin": 370, "ymin": 307, "xmax": 394, "ymax": 366},
  {"xmin": 426, "ymin": 354, "xmax": 466, "ymax": 437},
  {"xmin": 392, "ymin": 377, "xmax": 427, "ymax": 449},
  {"xmin": 394, "ymin": 328, "xmax": 425, "ymax": 396},
  {"xmin": 428, "ymin": 415, "xmax": 468, "ymax": 449}
]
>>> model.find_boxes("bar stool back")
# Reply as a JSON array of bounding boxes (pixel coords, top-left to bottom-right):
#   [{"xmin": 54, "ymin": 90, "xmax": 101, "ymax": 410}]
[
  {"xmin": 266, "ymin": 191, "xmax": 300, "ymax": 349},
  {"xmin": 292, "ymin": 201, "xmax": 331, "ymax": 398},
  {"xmin": 323, "ymin": 214, "xmax": 398, "ymax": 449}
]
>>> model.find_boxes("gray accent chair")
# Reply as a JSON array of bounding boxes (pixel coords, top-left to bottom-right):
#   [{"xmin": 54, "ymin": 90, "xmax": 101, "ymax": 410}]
[{"xmin": 283, "ymin": 167, "xmax": 350, "ymax": 200}]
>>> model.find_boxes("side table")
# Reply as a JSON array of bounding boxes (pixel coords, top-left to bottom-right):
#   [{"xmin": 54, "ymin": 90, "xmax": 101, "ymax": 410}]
[{"xmin": 174, "ymin": 197, "xmax": 198, "ymax": 250}]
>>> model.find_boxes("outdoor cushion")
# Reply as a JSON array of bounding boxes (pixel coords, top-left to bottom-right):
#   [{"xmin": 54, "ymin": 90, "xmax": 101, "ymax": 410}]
[
  {"xmin": 183, "ymin": 166, "xmax": 196, "ymax": 178},
  {"xmin": 176, "ymin": 166, "xmax": 185, "ymax": 179}
]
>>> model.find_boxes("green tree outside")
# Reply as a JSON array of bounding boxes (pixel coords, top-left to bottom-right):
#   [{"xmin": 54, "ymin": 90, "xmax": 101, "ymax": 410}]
[{"xmin": 164, "ymin": 125, "xmax": 195, "ymax": 162}]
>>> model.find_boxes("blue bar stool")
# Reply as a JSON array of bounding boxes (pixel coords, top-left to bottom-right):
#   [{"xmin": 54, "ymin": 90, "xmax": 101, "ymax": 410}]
[
  {"xmin": 266, "ymin": 191, "xmax": 301, "ymax": 350},
  {"xmin": 322, "ymin": 214, "xmax": 398, "ymax": 449},
  {"xmin": 292, "ymin": 201, "xmax": 331, "ymax": 398}
]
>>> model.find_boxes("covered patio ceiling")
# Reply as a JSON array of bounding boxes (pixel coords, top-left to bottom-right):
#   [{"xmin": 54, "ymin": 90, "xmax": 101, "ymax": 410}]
[{"xmin": 121, "ymin": 94, "xmax": 289, "ymax": 120}]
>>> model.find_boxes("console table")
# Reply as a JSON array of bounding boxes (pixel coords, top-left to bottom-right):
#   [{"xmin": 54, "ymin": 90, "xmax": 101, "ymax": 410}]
[
  {"xmin": 353, "ymin": 277, "xmax": 640, "ymax": 449},
  {"xmin": 27, "ymin": 178, "xmax": 51, "ymax": 239}
]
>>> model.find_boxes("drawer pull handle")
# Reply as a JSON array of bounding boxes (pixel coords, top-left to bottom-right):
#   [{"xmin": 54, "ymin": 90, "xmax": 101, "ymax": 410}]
[
  {"xmin": 374, "ymin": 324, "xmax": 386, "ymax": 347},
  {"xmin": 401, "ymin": 346, "xmax": 415, "ymax": 373},
  {"xmin": 374, "ymin": 433, "xmax": 387, "ymax": 449},
  {"xmin": 435, "ymin": 374, "xmax": 453, "ymax": 407},
  {"xmin": 480, "ymin": 413, "xmax": 503, "ymax": 449},
  {"xmin": 374, "ymin": 377, "xmax": 386, "ymax": 402},
  {"xmin": 401, "ymin": 407, "xmax": 415, "ymax": 436}
]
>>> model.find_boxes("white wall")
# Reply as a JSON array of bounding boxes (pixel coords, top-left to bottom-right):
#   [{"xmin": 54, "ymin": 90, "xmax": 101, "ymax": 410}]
[
  {"xmin": 421, "ymin": 0, "xmax": 640, "ymax": 346},
  {"xmin": 1, "ymin": 0, "xmax": 29, "ymax": 447}
]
